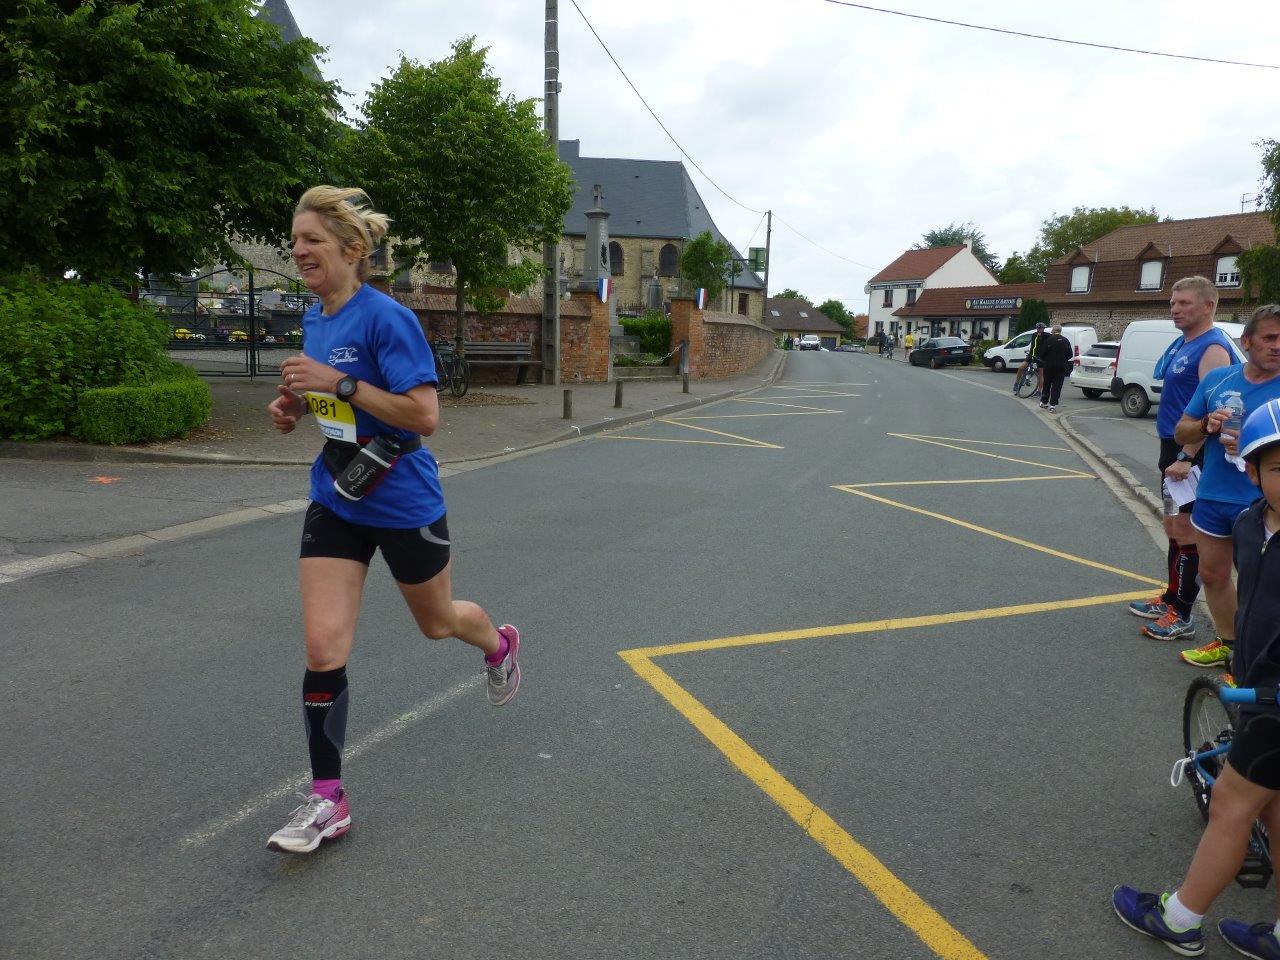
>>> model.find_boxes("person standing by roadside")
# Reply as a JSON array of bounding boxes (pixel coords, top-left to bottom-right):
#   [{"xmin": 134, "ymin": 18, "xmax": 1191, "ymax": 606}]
[
  {"xmin": 1013, "ymin": 322, "xmax": 1047, "ymax": 396},
  {"xmin": 1171, "ymin": 303, "xmax": 1280, "ymax": 668},
  {"xmin": 904, "ymin": 331, "xmax": 915, "ymax": 354},
  {"xmin": 1129, "ymin": 276, "xmax": 1237, "ymax": 645},
  {"xmin": 263, "ymin": 186, "xmax": 522, "ymax": 855},
  {"xmin": 1037, "ymin": 324, "xmax": 1073, "ymax": 412}
]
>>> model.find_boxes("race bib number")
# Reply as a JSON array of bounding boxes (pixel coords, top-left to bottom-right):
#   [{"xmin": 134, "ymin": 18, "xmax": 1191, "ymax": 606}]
[{"xmin": 305, "ymin": 391, "xmax": 357, "ymax": 443}]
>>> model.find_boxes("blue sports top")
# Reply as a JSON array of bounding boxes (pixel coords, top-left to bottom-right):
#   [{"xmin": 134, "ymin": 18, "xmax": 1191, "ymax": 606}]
[
  {"xmin": 1154, "ymin": 327, "xmax": 1238, "ymax": 439},
  {"xmin": 301, "ymin": 284, "xmax": 443, "ymax": 527},
  {"xmin": 1184, "ymin": 365, "xmax": 1280, "ymax": 505}
]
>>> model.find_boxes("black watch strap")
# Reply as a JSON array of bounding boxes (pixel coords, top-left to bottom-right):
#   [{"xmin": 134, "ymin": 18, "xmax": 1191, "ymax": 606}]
[
  {"xmin": 1176, "ymin": 450, "xmax": 1192, "ymax": 462},
  {"xmin": 336, "ymin": 376, "xmax": 358, "ymax": 400}
]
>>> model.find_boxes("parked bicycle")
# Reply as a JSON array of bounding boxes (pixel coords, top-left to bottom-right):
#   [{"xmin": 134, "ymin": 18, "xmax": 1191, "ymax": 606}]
[
  {"xmin": 433, "ymin": 339, "xmax": 470, "ymax": 399},
  {"xmin": 1013, "ymin": 359, "xmax": 1041, "ymax": 398},
  {"xmin": 1176, "ymin": 677, "xmax": 1276, "ymax": 888}
]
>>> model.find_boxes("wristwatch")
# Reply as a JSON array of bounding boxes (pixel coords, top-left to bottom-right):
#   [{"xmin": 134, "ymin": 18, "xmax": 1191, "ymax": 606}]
[
  {"xmin": 336, "ymin": 376, "xmax": 359, "ymax": 400},
  {"xmin": 1175, "ymin": 450, "xmax": 1193, "ymax": 463}
]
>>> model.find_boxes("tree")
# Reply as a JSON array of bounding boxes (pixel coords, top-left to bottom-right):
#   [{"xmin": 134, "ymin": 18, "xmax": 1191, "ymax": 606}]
[
  {"xmin": 680, "ymin": 231, "xmax": 736, "ymax": 302},
  {"xmin": 1014, "ymin": 298, "xmax": 1050, "ymax": 335},
  {"xmin": 816, "ymin": 298, "xmax": 852, "ymax": 332},
  {"xmin": 913, "ymin": 223, "xmax": 999, "ymax": 273},
  {"xmin": 851, "ymin": 313, "xmax": 869, "ymax": 338},
  {"xmin": 0, "ymin": 0, "xmax": 341, "ymax": 280},
  {"xmin": 997, "ymin": 252, "xmax": 1040, "ymax": 284},
  {"xmin": 341, "ymin": 39, "xmax": 573, "ymax": 352},
  {"xmin": 1010, "ymin": 205, "xmax": 1161, "ymax": 281},
  {"xmin": 774, "ymin": 288, "xmax": 806, "ymax": 300},
  {"xmin": 1239, "ymin": 139, "xmax": 1280, "ymax": 305}
]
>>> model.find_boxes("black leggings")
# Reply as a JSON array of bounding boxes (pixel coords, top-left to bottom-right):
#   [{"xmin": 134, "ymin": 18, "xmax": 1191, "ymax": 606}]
[{"xmin": 1040, "ymin": 367, "xmax": 1067, "ymax": 406}]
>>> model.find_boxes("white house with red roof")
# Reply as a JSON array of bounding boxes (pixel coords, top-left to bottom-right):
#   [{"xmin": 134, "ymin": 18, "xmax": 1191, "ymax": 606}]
[{"xmin": 864, "ymin": 241, "xmax": 999, "ymax": 340}]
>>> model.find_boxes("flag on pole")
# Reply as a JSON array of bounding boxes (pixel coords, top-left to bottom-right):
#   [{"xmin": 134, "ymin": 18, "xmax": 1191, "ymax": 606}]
[
  {"xmin": 694, "ymin": 287, "xmax": 707, "ymax": 309},
  {"xmin": 597, "ymin": 277, "xmax": 612, "ymax": 302}
]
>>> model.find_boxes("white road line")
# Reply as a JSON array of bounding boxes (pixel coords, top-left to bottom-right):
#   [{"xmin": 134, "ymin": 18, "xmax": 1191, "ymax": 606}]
[{"xmin": 179, "ymin": 674, "xmax": 483, "ymax": 847}]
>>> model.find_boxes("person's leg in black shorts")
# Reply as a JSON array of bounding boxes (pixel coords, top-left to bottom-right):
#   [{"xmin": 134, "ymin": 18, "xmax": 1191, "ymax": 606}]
[{"xmin": 1130, "ymin": 439, "xmax": 1200, "ymax": 632}]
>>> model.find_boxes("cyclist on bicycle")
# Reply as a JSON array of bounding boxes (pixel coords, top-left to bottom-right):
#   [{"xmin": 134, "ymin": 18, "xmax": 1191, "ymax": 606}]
[
  {"xmin": 1012, "ymin": 322, "xmax": 1046, "ymax": 396},
  {"xmin": 1113, "ymin": 396, "xmax": 1280, "ymax": 958}
]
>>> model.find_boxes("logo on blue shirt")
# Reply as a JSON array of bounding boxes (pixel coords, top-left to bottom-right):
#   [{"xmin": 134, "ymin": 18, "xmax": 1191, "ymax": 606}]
[{"xmin": 329, "ymin": 346, "xmax": 359, "ymax": 365}]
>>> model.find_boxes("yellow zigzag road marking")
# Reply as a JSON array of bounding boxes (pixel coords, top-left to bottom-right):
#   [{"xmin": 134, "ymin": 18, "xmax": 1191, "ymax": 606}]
[
  {"xmin": 886, "ymin": 433, "xmax": 1091, "ymax": 477},
  {"xmin": 657, "ymin": 419, "xmax": 782, "ymax": 448},
  {"xmin": 844, "ymin": 474, "xmax": 1090, "ymax": 489},
  {"xmin": 734, "ymin": 399, "xmax": 843, "ymax": 412},
  {"xmin": 896, "ymin": 433, "xmax": 1070, "ymax": 452},
  {"xmin": 619, "ymin": 591, "xmax": 1149, "ymax": 959},
  {"xmin": 835, "ymin": 486, "xmax": 1161, "ymax": 586}
]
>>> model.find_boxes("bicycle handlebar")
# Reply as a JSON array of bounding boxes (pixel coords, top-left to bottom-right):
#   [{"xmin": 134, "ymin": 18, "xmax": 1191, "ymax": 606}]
[{"xmin": 1220, "ymin": 686, "xmax": 1279, "ymax": 705}]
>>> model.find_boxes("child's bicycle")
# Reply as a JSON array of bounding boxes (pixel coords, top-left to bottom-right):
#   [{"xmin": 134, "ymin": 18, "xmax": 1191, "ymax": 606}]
[
  {"xmin": 433, "ymin": 339, "xmax": 470, "ymax": 399},
  {"xmin": 1175, "ymin": 677, "xmax": 1276, "ymax": 888},
  {"xmin": 1013, "ymin": 359, "xmax": 1041, "ymax": 398}
]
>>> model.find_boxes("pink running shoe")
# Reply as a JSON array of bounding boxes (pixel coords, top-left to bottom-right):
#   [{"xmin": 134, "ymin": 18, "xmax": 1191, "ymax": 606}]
[
  {"xmin": 487, "ymin": 624, "xmax": 522, "ymax": 706},
  {"xmin": 267, "ymin": 790, "xmax": 351, "ymax": 853}
]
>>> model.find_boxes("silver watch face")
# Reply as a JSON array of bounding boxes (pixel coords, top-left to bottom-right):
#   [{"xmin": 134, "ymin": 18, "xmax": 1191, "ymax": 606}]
[{"xmin": 338, "ymin": 378, "xmax": 356, "ymax": 399}]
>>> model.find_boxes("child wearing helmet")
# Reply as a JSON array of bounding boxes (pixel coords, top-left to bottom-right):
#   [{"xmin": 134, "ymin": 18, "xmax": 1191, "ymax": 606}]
[{"xmin": 1113, "ymin": 395, "xmax": 1280, "ymax": 958}]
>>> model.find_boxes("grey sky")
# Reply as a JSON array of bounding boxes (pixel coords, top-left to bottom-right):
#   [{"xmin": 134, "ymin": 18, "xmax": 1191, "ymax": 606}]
[{"xmin": 289, "ymin": 0, "xmax": 1280, "ymax": 309}]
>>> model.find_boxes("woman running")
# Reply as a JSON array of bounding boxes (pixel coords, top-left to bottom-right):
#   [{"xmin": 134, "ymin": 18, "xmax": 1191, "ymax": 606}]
[{"xmin": 264, "ymin": 186, "xmax": 521, "ymax": 854}]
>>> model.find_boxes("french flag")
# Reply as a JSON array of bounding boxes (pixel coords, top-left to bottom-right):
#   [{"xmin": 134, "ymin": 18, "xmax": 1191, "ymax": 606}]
[
  {"xmin": 695, "ymin": 288, "xmax": 708, "ymax": 309},
  {"xmin": 597, "ymin": 277, "xmax": 612, "ymax": 302}
]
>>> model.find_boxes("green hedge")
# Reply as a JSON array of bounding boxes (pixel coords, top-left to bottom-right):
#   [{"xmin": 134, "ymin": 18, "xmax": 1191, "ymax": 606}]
[
  {"xmin": 74, "ymin": 362, "xmax": 211, "ymax": 445},
  {"xmin": 0, "ymin": 273, "xmax": 173, "ymax": 440},
  {"xmin": 619, "ymin": 312, "xmax": 672, "ymax": 358},
  {"xmin": 972, "ymin": 339, "xmax": 998, "ymax": 363}
]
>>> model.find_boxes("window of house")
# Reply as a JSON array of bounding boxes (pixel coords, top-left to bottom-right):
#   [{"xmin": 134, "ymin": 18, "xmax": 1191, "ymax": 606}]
[
  {"xmin": 906, "ymin": 287, "xmax": 917, "ymax": 305},
  {"xmin": 1139, "ymin": 260, "xmax": 1163, "ymax": 290},
  {"xmin": 770, "ymin": 309, "xmax": 780, "ymax": 317},
  {"xmin": 738, "ymin": 293, "xmax": 749, "ymax": 316},
  {"xmin": 609, "ymin": 242, "xmax": 624, "ymax": 277},
  {"xmin": 428, "ymin": 260, "xmax": 452, "ymax": 275},
  {"xmin": 658, "ymin": 243, "xmax": 679, "ymax": 277},
  {"xmin": 370, "ymin": 242, "xmax": 388, "ymax": 270},
  {"xmin": 799, "ymin": 311, "xmax": 808, "ymax": 317},
  {"xmin": 882, "ymin": 289, "xmax": 893, "ymax": 308},
  {"xmin": 1216, "ymin": 255, "xmax": 1241, "ymax": 287},
  {"xmin": 1070, "ymin": 265, "xmax": 1091, "ymax": 293}
]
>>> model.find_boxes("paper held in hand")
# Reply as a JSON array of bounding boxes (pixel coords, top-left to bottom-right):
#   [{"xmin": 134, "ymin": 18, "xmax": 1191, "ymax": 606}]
[{"xmin": 1164, "ymin": 465, "xmax": 1200, "ymax": 508}]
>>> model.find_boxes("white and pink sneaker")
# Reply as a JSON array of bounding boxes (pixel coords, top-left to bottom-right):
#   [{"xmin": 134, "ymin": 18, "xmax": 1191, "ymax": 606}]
[{"xmin": 267, "ymin": 790, "xmax": 351, "ymax": 853}]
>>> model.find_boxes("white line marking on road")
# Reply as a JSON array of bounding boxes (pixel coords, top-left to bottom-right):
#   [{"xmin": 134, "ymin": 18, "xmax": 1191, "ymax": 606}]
[{"xmin": 179, "ymin": 674, "xmax": 482, "ymax": 847}]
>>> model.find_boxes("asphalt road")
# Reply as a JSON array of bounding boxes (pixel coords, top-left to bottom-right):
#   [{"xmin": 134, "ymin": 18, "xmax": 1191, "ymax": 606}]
[{"xmin": 4, "ymin": 351, "xmax": 1255, "ymax": 959}]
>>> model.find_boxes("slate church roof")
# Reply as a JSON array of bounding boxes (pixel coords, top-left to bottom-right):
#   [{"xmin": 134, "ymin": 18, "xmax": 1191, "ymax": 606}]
[{"xmin": 558, "ymin": 141, "xmax": 764, "ymax": 290}]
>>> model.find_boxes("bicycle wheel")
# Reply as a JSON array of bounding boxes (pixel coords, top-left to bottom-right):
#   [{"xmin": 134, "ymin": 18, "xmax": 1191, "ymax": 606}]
[
  {"xmin": 1014, "ymin": 369, "xmax": 1039, "ymax": 398},
  {"xmin": 434, "ymin": 353, "xmax": 452, "ymax": 392},
  {"xmin": 1182, "ymin": 675, "xmax": 1239, "ymax": 821},
  {"xmin": 449, "ymin": 355, "xmax": 469, "ymax": 398}
]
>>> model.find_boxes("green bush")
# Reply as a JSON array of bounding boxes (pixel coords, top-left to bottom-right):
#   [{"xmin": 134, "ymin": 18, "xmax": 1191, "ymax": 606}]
[
  {"xmin": 972, "ymin": 339, "xmax": 998, "ymax": 363},
  {"xmin": 0, "ymin": 273, "xmax": 171, "ymax": 439},
  {"xmin": 619, "ymin": 311, "xmax": 672, "ymax": 358},
  {"xmin": 74, "ymin": 362, "xmax": 211, "ymax": 445}
]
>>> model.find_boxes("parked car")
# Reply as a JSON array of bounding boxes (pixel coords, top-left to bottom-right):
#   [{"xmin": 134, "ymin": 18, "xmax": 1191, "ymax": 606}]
[
  {"xmin": 983, "ymin": 325, "xmax": 1098, "ymax": 372},
  {"xmin": 797, "ymin": 335, "xmax": 821, "ymax": 351},
  {"xmin": 909, "ymin": 336, "xmax": 974, "ymax": 368},
  {"xmin": 1109, "ymin": 318, "xmax": 1245, "ymax": 418},
  {"xmin": 228, "ymin": 329, "xmax": 248, "ymax": 343},
  {"xmin": 1068, "ymin": 341, "xmax": 1119, "ymax": 398},
  {"xmin": 171, "ymin": 327, "xmax": 205, "ymax": 342}
]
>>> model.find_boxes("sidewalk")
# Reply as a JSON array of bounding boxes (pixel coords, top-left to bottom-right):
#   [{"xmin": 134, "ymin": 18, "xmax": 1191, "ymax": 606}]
[{"xmin": 0, "ymin": 353, "xmax": 786, "ymax": 467}]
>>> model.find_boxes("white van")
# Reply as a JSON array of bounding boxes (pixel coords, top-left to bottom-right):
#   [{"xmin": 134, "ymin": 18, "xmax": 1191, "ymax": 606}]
[
  {"xmin": 983, "ymin": 325, "xmax": 1098, "ymax": 372},
  {"xmin": 1110, "ymin": 319, "xmax": 1246, "ymax": 418}
]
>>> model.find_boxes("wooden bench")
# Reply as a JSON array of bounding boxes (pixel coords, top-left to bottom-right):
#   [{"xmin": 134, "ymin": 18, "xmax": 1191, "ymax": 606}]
[{"xmin": 460, "ymin": 338, "xmax": 542, "ymax": 385}]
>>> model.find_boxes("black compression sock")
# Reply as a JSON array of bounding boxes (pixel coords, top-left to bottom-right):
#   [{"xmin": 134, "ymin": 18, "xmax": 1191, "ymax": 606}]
[
  {"xmin": 303, "ymin": 666, "xmax": 349, "ymax": 781},
  {"xmin": 1173, "ymin": 545, "xmax": 1200, "ymax": 620}
]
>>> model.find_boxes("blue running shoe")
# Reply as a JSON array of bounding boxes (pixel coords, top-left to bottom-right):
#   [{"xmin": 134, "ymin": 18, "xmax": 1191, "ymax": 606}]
[
  {"xmin": 1142, "ymin": 610, "xmax": 1196, "ymax": 642},
  {"xmin": 1218, "ymin": 919, "xmax": 1280, "ymax": 959},
  {"xmin": 1129, "ymin": 595, "xmax": 1172, "ymax": 620},
  {"xmin": 1112, "ymin": 886, "xmax": 1204, "ymax": 956}
]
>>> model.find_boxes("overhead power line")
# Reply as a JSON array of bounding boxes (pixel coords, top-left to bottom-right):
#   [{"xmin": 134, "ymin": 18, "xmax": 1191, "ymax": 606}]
[
  {"xmin": 819, "ymin": 0, "xmax": 1280, "ymax": 70},
  {"xmin": 566, "ymin": 0, "xmax": 875, "ymax": 273}
]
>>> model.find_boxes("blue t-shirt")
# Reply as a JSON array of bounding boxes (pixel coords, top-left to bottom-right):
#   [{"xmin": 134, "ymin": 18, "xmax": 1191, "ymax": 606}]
[
  {"xmin": 1155, "ymin": 327, "xmax": 1239, "ymax": 439},
  {"xmin": 302, "ymin": 284, "xmax": 444, "ymax": 528},
  {"xmin": 1184, "ymin": 365, "xmax": 1280, "ymax": 505}
]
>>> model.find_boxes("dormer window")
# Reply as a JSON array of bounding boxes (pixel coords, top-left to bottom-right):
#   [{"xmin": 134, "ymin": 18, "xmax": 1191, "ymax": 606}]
[
  {"xmin": 1216, "ymin": 255, "xmax": 1241, "ymax": 287},
  {"xmin": 1070, "ymin": 265, "xmax": 1091, "ymax": 293},
  {"xmin": 1139, "ymin": 260, "xmax": 1163, "ymax": 291}
]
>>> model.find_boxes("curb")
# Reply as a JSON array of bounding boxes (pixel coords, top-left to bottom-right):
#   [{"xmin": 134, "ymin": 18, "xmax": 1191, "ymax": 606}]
[
  {"xmin": 0, "ymin": 352, "xmax": 789, "ymax": 468},
  {"xmin": 1054, "ymin": 411, "xmax": 1162, "ymax": 517}
]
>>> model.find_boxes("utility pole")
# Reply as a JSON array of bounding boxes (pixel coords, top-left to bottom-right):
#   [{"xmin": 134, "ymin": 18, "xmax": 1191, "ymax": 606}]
[
  {"xmin": 762, "ymin": 209, "xmax": 773, "ymax": 314},
  {"xmin": 541, "ymin": 0, "xmax": 561, "ymax": 384}
]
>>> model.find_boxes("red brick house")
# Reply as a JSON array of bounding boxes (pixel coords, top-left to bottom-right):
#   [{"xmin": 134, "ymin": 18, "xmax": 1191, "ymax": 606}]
[{"xmin": 1044, "ymin": 212, "xmax": 1275, "ymax": 339}]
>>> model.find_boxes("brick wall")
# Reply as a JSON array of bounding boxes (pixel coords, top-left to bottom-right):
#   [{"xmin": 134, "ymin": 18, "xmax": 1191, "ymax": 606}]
[
  {"xmin": 700, "ymin": 312, "xmax": 775, "ymax": 379},
  {"xmin": 561, "ymin": 291, "xmax": 612, "ymax": 382}
]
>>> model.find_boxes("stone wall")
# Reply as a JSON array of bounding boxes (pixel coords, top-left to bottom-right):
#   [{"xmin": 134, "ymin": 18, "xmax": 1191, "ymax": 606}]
[{"xmin": 1048, "ymin": 306, "xmax": 1165, "ymax": 342}]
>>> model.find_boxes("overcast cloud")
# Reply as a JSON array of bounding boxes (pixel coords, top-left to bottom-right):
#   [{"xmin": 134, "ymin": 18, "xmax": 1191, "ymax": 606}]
[{"xmin": 290, "ymin": 0, "xmax": 1280, "ymax": 309}]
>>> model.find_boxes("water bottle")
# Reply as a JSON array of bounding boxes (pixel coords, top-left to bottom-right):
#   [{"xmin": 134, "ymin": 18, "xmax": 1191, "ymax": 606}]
[
  {"xmin": 1219, "ymin": 395, "xmax": 1246, "ymax": 467},
  {"xmin": 1161, "ymin": 480, "xmax": 1180, "ymax": 518},
  {"xmin": 334, "ymin": 435, "xmax": 401, "ymax": 501}
]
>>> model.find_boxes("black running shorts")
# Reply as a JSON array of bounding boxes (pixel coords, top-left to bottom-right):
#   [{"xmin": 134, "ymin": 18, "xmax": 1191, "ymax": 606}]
[
  {"xmin": 1228, "ymin": 711, "xmax": 1280, "ymax": 790},
  {"xmin": 299, "ymin": 502, "xmax": 450, "ymax": 585}
]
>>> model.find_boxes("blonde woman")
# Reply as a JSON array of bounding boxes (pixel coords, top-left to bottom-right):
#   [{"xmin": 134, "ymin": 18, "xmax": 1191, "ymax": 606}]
[{"xmin": 265, "ymin": 186, "xmax": 521, "ymax": 854}]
